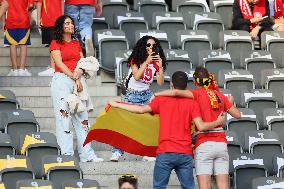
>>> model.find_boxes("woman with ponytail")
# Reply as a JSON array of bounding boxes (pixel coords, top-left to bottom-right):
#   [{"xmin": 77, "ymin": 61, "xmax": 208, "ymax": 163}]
[{"xmin": 154, "ymin": 66, "xmax": 241, "ymax": 189}]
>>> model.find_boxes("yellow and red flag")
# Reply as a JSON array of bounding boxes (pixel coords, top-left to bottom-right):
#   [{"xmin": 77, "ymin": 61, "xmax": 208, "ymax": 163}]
[{"xmin": 84, "ymin": 103, "xmax": 160, "ymax": 157}]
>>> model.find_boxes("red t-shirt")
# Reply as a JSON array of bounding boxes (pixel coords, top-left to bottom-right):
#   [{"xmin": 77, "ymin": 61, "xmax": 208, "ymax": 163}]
[
  {"xmin": 34, "ymin": 0, "xmax": 62, "ymax": 27},
  {"xmin": 65, "ymin": 0, "xmax": 96, "ymax": 6},
  {"xmin": 149, "ymin": 96, "xmax": 201, "ymax": 155},
  {"xmin": 191, "ymin": 88, "xmax": 233, "ymax": 148},
  {"xmin": 5, "ymin": 0, "xmax": 32, "ymax": 29},
  {"xmin": 50, "ymin": 39, "xmax": 82, "ymax": 72}
]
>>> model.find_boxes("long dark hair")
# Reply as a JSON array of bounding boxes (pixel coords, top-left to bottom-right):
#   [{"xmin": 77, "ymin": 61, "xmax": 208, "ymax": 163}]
[
  {"xmin": 53, "ymin": 15, "xmax": 77, "ymax": 44},
  {"xmin": 128, "ymin": 36, "xmax": 167, "ymax": 71}
]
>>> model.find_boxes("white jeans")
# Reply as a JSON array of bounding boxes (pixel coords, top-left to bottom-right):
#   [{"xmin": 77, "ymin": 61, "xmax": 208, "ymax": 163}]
[{"xmin": 50, "ymin": 72, "xmax": 96, "ymax": 162}]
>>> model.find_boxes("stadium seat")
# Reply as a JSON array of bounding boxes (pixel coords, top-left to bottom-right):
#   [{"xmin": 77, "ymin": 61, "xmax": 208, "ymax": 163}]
[
  {"xmin": 186, "ymin": 70, "xmax": 196, "ymax": 89},
  {"xmin": 163, "ymin": 49, "xmax": 192, "ymax": 77},
  {"xmin": 261, "ymin": 31, "xmax": 284, "ymax": 68},
  {"xmin": 92, "ymin": 16, "xmax": 110, "ymax": 31},
  {"xmin": 40, "ymin": 155, "xmax": 82, "ymax": 189},
  {"xmin": 115, "ymin": 50, "xmax": 132, "ymax": 86},
  {"xmin": 252, "ymin": 176, "xmax": 284, "ymax": 189},
  {"xmin": 198, "ymin": 50, "xmax": 233, "ymax": 81},
  {"xmin": 218, "ymin": 69, "xmax": 255, "ymax": 106},
  {"xmin": 0, "ymin": 109, "xmax": 39, "ymax": 153},
  {"xmin": 172, "ymin": 0, "xmax": 210, "ymax": 14},
  {"xmin": 244, "ymin": 130, "xmax": 283, "ymax": 175},
  {"xmin": 0, "ymin": 90, "xmax": 19, "ymax": 110},
  {"xmin": 177, "ymin": 30, "xmax": 212, "ymax": 67},
  {"xmin": 232, "ymin": 154, "xmax": 267, "ymax": 189},
  {"xmin": 137, "ymin": 0, "xmax": 168, "ymax": 28},
  {"xmin": 273, "ymin": 153, "xmax": 284, "ymax": 177},
  {"xmin": 16, "ymin": 179, "xmax": 54, "ymax": 189},
  {"xmin": 241, "ymin": 51, "xmax": 276, "ymax": 88},
  {"xmin": 114, "ymin": 12, "xmax": 148, "ymax": 49},
  {"xmin": 213, "ymin": 0, "xmax": 234, "ymax": 29},
  {"xmin": 135, "ymin": 30, "xmax": 171, "ymax": 49},
  {"xmin": 62, "ymin": 179, "xmax": 100, "ymax": 189},
  {"xmin": 263, "ymin": 108, "xmax": 284, "ymax": 144},
  {"xmin": 0, "ymin": 155, "xmax": 35, "ymax": 189},
  {"xmin": 219, "ymin": 88, "xmax": 232, "ymax": 97},
  {"xmin": 193, "ymin": 12, "xmax": 224, "ymax": 49},
  {"xmin": 220, "ymin": 30, "xmax": 254, "ymax": 68},
  {"xmin": 150, "ymin": 76, "xmax": 171, "ymax": 93},
  {"xmin": 102, "ymin": 0, "xmax": 130, "ymax": 28},
  {"xmin": 226, "ymin": 108, "xmax": 258, "ymax": 148},
  {"xmin": 0, "ymin": 133, "xmax": 15, "ymax": 156},
  {"xmin": 261, "ymin": 69, "xmax": 284, "ymax": 107},
  {"xmin": 240, "ymin": 89, "xmax": 278, "ymax": 125},
  {"xmin": 153, "ymin": 12, "xmax": 186, "ymax": 49},
  {"xmin": 20, "ymin": 132, "xmax": 60, "ymax": 178},
  {"xmin": 94, "ymin": 29, "xmax": 129, "ymax": 73}
]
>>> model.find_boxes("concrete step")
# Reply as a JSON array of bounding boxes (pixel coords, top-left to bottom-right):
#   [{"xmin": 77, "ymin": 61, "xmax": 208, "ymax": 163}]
[
  {"xmin": 0, "ymin": 57, "xmax": 50, "ymax": 67},
  {"xmin": 0, "ymin": 47, "xmax": 50, "ymax": 56}
]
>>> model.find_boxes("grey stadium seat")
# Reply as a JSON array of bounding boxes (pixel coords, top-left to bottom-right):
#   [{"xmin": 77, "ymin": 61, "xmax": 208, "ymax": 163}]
[
  {"xmin": 263, "ymin": 108, "xmax": 284, "ymax": 145},
  {"xmin": 193, "ymin": 12, "xmax": 224, "ymax": 49},
  {"xmin": 135, "ymin": 30, "xmax": 170, "ymax": 49},
  {"xmin": 94, "ymin": 29, "xmax": 129, "ymax": 73},
  {"xmin": 115, "ymin": 50, "xmax": 132, "ymax": 86},
  {"xmin": 244, "ymin": 130, "xmax": 283, "ymax": 175},
  {"xmin": 252, "ymin": 177, "xmax": 284, "ymax": 189},
  {"xmin": 218, "ymin": 69, "xmax": 255, "ymax": 107},
  {"xmin": 137, "ymin": 0, "xmax": 168, "ymax": 28},
  {"xmin": 102, "ymin": 0, "xmax": 130, "ymax": 28},
  {"xmin": 226, "ymin": 108, "xmax": 258, "ymax": 149},
  {"xmin": 150, "ymin": 76, "xmax": 171, "ymax": 93},
  {"xmin": 19, "ymin": 132, "xmax": 60, "ymax": 178},
  {"xmin": 153, "ymin": 12, "xmax": 186, "ymax": 49},
  {"xmin": 213, "ymin": 0, "xmax": 234, "ymax": 29},
  {"xmin": 198, "ymin": 50, "xmax": 233, "ymax": 81},
  {"xmin": 241, "ymin": 51, "xmax": 276, "ymax": 88},
  {"xmin": 164, "ymin": 49, "xmax": 192, "ymax": 77},
  {"xmin": 273, "ymin": 154, "xmax": 284, "ymax": 177},
  {"xmin": 261, "ymin": 31, "xmax": 284, "ymax": 68},
  {"xmin": 0, "ymin": 133, "xmax": 15, "ymax": 156},
  {"xmin": 41, "ymin": 155, "xmax": 82, "ymax": 189},
  {"xmin": 0, "ymin": 155, "xmax": 35, "ymax": 189},
  {"xmin": 186, "ymin": 70, "xmax": 196, "ymax": 89},
  {"xmin": 232, "ymin": 154, "xmax": 267, "ymax": 189},
  {"xmin": 62, "ymin": 179, "xmax": 100, "ymax": 189},
  {"xmin": 220, "ymin": 30, "xmax": 254, "ymax": 68},
  {"xmin": 0, "ymin": 90, "xmax": 19, "ymax": 110},
  {"xmin": 114, "ymin": 12, "xmax": 148, "ymax": 49},
  {"xmin": 172, "ymin": 0, "xmax": 210, "ymax": 14},
  {"xmin": 261, "ymin": 69, "xmax": 284, "ymax": 107},
  {"xmin": 16, "ymin": 179, "xmax": 54, "ymax": 189},
  {"xmin": 177, "ymin": 30, "xmax": 212, "ymax": 67}
]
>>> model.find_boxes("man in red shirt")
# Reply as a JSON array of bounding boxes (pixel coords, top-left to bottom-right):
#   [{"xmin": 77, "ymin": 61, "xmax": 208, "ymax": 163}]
[
  {"xmin": 109, "ymin": 71, "xmax": 225, "ymax": 189},
  {"xmin": 65, "ymin": 0, "xmax": 102, "ymax": 57}
]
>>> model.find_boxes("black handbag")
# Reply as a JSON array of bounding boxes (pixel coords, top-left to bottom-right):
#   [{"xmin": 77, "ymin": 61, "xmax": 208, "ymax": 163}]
[{"xmin": 120, "ymin": 72, "xmax": 133, "ymax": 95}]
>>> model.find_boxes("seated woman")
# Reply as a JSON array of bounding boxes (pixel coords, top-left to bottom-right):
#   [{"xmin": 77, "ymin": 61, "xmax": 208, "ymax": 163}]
[
  {"xmin": 118, "ymin": 174, "xmax": 138, "ymax": 189},
  {"xmin": 232, "ymin": 0, "xmax": 273, "ymax": 39}
]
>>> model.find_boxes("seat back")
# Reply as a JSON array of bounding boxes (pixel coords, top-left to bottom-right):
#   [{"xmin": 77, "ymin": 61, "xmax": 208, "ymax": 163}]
[
  {"xmin": 173, "ymin": 0, "xmax": 210, "ymax": 14},
  {"xmin": 0, "ymin": 90, "xmax": 18, "ymax": 110},
  {"xmin": 62, "ymin": 179, "xmax": 100, "ymax": 189},
  {"xmin": 0, "ymin": 133, "xmax": 14, "ymax": 156},
  {"xmin": 16, "ymin": 179, "xmax": 54, "ymax": 189},
  {"xmin": 150, "ymin": 76, "xmax": 171, "ymax": 93},
  {"xmin": 252, "ymin": 176, "xmax": 284, "ymax": 189},
  {"xmin": 135, "ymin": 30, "xmax": 170, "ymax": 49},
  {"xmin": 115, "ymin": 50, "xmax": 132, "ymax": 85},
  {"xmin": 213, "ymin": 1, "xmax": 233, "ymax": 29}
]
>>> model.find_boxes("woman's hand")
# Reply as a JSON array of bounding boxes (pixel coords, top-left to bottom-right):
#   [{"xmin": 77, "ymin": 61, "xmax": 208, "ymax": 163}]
[
  {"xmin": 76, "ymin": 79, "xmax": 83, "ymax": 92},
  {"xmin": 71, "ymin": 69, "xmax": 84, "ymax": 80},
  {"xmin": 153, "ymin": 54, "xmax": 163, "ymax": 69}
]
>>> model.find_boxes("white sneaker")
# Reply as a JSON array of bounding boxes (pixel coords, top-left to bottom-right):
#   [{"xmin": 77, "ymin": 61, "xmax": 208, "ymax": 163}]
[
  {"xmin": 7, "ymin": 69, "xmax": 18, "ymax": 76},
  {"xmin": 110, "ymin": 152, "xmax": 122, "ymax": 162},
  {"xmin": 142, "ymin": 156, "xmax": 156, "ymax": 162},
  {"xmin": 85, "ymin": 38, "xmax": 94, "ymax": 57},
  {"xmin": 18, "ymin": 69, "xmax": 32, "ymax": 76},
  {"xmin": 38, "ymin": 67, "xmax": 55, "ymax": 76}
]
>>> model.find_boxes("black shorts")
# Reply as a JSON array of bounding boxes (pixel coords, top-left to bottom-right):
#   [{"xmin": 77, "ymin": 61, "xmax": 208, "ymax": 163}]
[{"xmin": 41, "ymin": 26, "xmax": 54, "ymax": 45}]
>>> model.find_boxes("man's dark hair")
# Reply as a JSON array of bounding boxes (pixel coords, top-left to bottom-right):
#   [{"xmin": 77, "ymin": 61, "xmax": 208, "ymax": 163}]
[
  {"xmin": 171, "ymin": 71, "xmax": 188, "ymax": 90},
  {"xmin": 118, "ymin": 175, "xmax": 138, "ymax": 189}
]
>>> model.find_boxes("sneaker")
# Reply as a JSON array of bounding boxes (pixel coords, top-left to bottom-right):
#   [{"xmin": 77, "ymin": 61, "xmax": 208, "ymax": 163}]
[
  {"xmin": 18, "ymin": 69, "xmax": 32, "ymax": 76},
  {"xmin": 7, "ymin": 69, "xmax": 18, "ymax": 76},
  {"xmin": 38, "ymin": 67, "xmax": 55, "ymax": 76},
  {"xmin": 110, "ymin": 152, "xmax": 122, "ymax": 162},
  {"xmin": 85, "ymin": 38, "xmax": 94, "ymax": 57},
  {"xmin": 83, "ymin": 156, "xmax": 104, "ymax": 163},
  {"xmin": 142, "ymin": 156, "xmax": 156, "ymax": 162}
]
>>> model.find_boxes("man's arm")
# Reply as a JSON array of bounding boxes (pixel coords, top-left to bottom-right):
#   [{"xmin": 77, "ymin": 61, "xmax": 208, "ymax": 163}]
[
  {"xmin": 35, "ymin": 1, "xmax": 42, "ymax": 27},
  {"xmin": 155, "ymin": 89, "xmax": 194, "ymax": 98},
  {"xmin": 0, "ymin": 0, "xmax": 8, "ymax": 19},
  {"xmin": 109, "ymin": 101, "xmax": 152, "ymax": 114},
  {"xmin": 193, "ymin": 112, "xmax": 225, "ymax": 131}
]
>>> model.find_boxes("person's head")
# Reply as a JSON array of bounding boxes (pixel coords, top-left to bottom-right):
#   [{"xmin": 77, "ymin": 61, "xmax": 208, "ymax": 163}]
[
  {"xmin": 248, "ymin": 0, "xmax": 260, "ymax": 4},
  {"xmin": 193, "ymin": 66, "xmax": 210, "ymax": 87},
  {"xmin": 54, "ymin": 15, "xmax": 76, "ymax": 43},
  {"xmin": 118, "ymin": 174, "xmax": 138, "ymax": 189},
  {"xmin": 128, "ymin": 36, "xmax": 167, "ymax": 70},
  {"xmin": 171, "ymin": 71, "xmax": 188, "ymax": 90}
]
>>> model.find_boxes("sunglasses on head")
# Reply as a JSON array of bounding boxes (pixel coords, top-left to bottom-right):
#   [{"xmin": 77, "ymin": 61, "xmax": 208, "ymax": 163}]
[
  {"xmin": 146, "ymin": 43, "xmax": 156, "ymax": 48},
  {"xmin": 119, "ymin": 174, "xmax": 138, "ymax": 180}
]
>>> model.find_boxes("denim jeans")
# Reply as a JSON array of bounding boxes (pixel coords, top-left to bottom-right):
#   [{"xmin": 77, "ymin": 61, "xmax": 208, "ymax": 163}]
[
  {"xmin": 112, "ymin": 89, "xmax": 153, "ymax": 155},
  {"xmin": 50, "ymin": 73, "xmax": 97, "ymax": 162},
  {"xmin": 65, "ymin": 4, "xmax": 94, "ymax": 41},
  {"xmin": 153, "ymin": 153, "xmax": 195, "ymax": 189}
]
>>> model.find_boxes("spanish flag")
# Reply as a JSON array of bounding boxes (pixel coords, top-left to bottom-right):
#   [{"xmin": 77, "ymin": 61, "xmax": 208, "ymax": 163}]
[{"xmin": 84, "ymin": 104, "xmax": 160, "ymax": 157}]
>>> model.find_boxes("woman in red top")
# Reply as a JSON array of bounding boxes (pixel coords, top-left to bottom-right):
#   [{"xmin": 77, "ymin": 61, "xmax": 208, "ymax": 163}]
[
  {"xmin": 155, "ymin": 67, "xmax": 241, "ymax": 189},
  {"xmin": 50, "ymin": 15, "xmax": 103, "ymax": 163}
]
